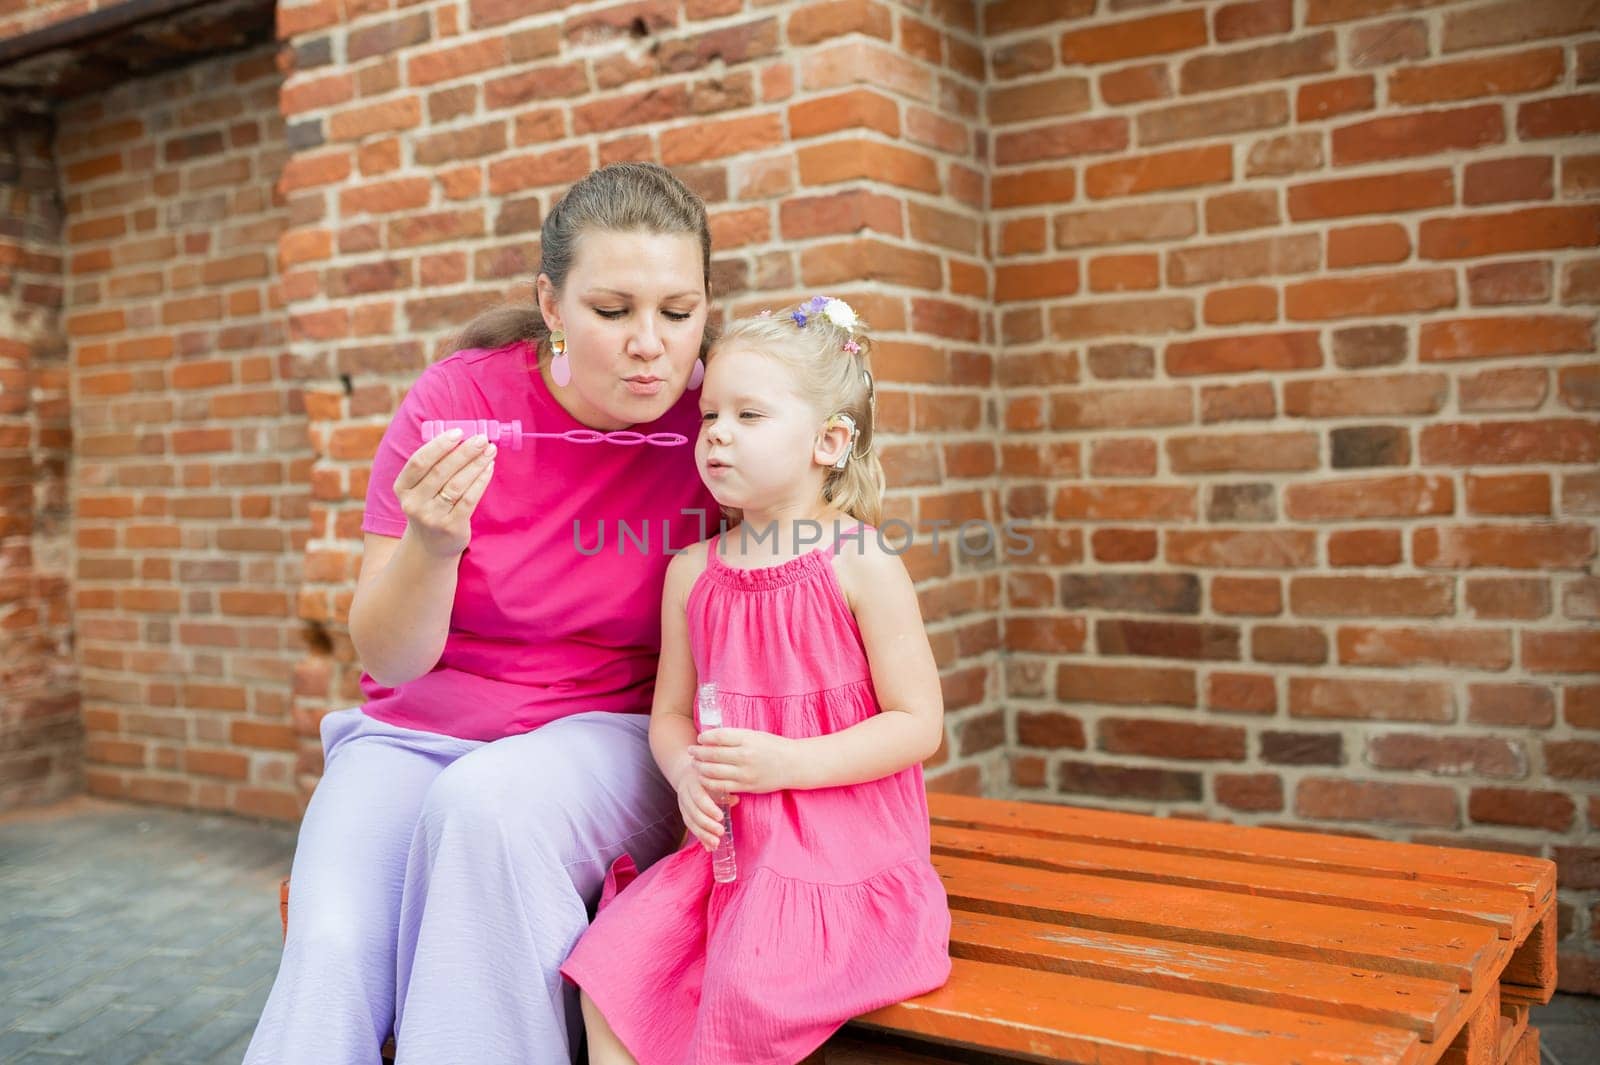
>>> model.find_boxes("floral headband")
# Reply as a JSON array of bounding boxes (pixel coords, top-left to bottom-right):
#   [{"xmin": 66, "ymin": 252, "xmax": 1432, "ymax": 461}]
[
  {"xmin": 758, "ymin": 295, "xmax": 875, "ymax": 405},
  {"xmin": 792, "ymin": 295, "xmax": 861, "ymax": 354},
  {"xmin": 758, "ymin": 295, "xmax": 873, "ymax": 470},
  {"xmin": 759, "ymin": 295, "xmax": 864, "ymax": 357}
]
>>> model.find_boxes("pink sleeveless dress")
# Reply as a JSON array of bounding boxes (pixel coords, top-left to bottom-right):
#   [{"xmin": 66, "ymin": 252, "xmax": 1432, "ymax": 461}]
[{"xmin": 561, "ymin": 528, "xmax": 952, "ymax": 1065}]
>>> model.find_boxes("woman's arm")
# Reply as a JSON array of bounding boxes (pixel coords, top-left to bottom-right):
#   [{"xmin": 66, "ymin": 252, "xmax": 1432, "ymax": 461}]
[
  {"xmin": 348, "ymin": 532, "xmax": 461, "ymax": 687},
  {"xmin": 785, "ymin": 540, "xmax": 945, "ymax": 790},
  {"xmin": 348, "ymin": 430, "xmax": 496, "ymax": 687}
]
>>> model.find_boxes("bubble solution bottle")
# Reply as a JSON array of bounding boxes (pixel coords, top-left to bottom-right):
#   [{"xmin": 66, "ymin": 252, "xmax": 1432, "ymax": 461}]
[{"xmin": 696, "ymin": 682, "xmax": 738, "ymax": 884}]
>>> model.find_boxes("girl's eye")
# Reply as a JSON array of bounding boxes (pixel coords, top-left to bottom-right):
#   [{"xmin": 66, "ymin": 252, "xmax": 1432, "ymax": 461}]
[
  {"xmin": 739, "ymin": 411, "xmax": 761, "ymax": 421},
  {"xmin": 700, "ymin": 412, "xmax": 716, "ymax": 423}
]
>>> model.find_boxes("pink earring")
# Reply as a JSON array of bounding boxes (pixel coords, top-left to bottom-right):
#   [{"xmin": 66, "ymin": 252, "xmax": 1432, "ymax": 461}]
[
  {"xmin": 549, "ymin": 329, "xmax": 570, "ymax": 386},
  {"xmin": 688, "ymin": 358, "xmax": 704, "ymax": 390}
]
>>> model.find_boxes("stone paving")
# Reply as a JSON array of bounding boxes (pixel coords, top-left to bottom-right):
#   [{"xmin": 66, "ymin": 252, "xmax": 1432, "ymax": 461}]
[
  {"xmin": 1, "ymin": 795, "xmax": 1596, "ymax": 1064},
  {"xmin": 1, "ymin": 798, "xmax": 294, "ymax": 1064}
]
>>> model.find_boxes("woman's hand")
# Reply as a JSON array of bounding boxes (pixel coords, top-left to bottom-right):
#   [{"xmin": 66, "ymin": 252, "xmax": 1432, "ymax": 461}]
[
  {"xmin": 675, "ymin": 765, "xmax": 738, "ymax": 851},
  {"xmin": 395, "ymin": 430, "xmax": 497, "ymax": 558},
  {"xmin": 690, "ymin": 729, "xmax": 798, "ymax": 796}
]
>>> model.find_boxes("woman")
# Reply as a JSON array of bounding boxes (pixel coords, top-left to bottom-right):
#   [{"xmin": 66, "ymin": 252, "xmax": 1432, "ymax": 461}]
[{"xmin": 244, "ymin": 162, "xmax": 720, "ymax": 1065}]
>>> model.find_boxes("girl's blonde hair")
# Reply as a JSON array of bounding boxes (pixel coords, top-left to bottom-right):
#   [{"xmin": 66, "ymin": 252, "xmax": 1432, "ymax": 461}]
[{"xmin": 709, "ymin": 299, "xmax": 885, "ymax": 526}]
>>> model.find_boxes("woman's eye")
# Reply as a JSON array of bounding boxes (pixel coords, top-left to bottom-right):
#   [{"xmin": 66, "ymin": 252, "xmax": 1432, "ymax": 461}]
[
  {"xmin": 664, "ymin": 311, "xmax": 693, "ymax": 322},
  {"xmin": 595, "ymin": 308, "xmax": 626, "ymax": 320}
]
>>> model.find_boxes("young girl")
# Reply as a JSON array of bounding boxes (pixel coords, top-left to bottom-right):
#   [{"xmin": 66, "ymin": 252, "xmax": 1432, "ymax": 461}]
[{"xmin": 560, "ymin": 297, "xmax": 952, "ymax": 1065}]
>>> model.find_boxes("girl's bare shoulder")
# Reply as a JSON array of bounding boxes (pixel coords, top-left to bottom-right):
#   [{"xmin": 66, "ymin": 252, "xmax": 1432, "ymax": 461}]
[
  {"xmin": 829, "ymin": 524, "xmax": 911, "ymax": 609},
  {"xmin": 665, "ymin": 533, "xmax": 715, "ymax": 595}
]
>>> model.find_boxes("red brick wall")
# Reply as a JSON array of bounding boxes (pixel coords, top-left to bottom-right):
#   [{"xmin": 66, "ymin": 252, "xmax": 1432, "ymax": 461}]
[
  {"xmin": 276, "ymin": 0, "xmax": 1011, "ymax": 797},
  {"xmin": 55, "ymin": 44, "xmax": 309, "ymax": 821},
  {"xmin": 0, "ymin": 101, "xmax": 81, "ymax": 808},
  {"xmin": 987, "ymin": 0, "xmax": 1597, "ymax": 990}
]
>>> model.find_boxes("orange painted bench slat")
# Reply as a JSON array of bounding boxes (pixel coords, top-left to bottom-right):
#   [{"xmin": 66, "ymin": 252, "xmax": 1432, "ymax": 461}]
[
  {"xmin": 280, "ymin": 793, "xmax": 1557, "ymax": 1064},
  {"xmin": 946, "ymin": 909, "xmax": 1463, "ymax": 1041},
  {"xmin": 934, "ymin": 823, "xmax": 1531, "ymax": 939},
  {"xmin": 928, "ymin": 794, "xmax": 1555, "ymax": 906},
  {"xmin": 936, "ymin": 852, "xmax": 1504, "ymax": 989},
  {"xmin": 855, "ymin": 956, "xmax": 1426, "ymax": 1065}
]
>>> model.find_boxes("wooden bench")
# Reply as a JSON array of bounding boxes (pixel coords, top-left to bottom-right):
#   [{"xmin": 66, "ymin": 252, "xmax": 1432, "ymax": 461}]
[{"xmin": 280, "ymin": 792, "xmax": 1558, "ymax": 1064}]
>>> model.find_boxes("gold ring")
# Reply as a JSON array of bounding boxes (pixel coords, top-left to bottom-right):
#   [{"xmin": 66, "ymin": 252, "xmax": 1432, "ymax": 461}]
[{"xmin": 440, "ymin": 492, "xmax": 460, "ymax": 505}]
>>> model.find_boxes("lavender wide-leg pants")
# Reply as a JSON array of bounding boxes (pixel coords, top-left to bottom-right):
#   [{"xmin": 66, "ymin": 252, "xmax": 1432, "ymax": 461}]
[{"xmin": 242, "ymin": 707, "xmax": 680, "ymax": 1065}]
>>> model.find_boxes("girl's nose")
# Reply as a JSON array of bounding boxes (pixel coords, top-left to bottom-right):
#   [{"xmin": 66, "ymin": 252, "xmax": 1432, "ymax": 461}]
[{"xmin": 705, "ymin": 419, "xmax": 730, "ymax": 444}]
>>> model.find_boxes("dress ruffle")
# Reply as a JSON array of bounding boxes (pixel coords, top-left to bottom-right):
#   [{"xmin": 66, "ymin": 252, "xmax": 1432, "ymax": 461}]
[
  {"xmin": 698, "ymin": 545, "xmax": 833, "ymax": 590},
  {"xmin": 564, "ymin": 850, "xmax": 950, "ymax": 1065},
  {"xmin": 697, "ymin": 679, "xmax": 874, "ymax": 736}
]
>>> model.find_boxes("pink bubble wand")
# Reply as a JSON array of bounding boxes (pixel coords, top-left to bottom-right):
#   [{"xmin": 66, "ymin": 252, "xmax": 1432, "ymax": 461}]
[{"xmin": 420, "ymin": 419, "xmax": 689, "ymax": 449}]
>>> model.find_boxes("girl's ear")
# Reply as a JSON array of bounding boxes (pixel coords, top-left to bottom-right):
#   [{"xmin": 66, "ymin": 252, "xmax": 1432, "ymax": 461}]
[
  {"xmin": 535, "ymin": 274, "xmax": 561, "ymax": 333},
  {"xmin": 814, "ymin": 415, "xmax": 854, "ymax": 471}
]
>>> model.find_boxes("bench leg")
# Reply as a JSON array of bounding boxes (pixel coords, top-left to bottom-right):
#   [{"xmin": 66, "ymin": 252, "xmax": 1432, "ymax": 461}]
[
  {"xmin": 1442, "ymin": 984, "xmax": 1502, "ymax": 1065},
  {"xmin": 1518, "ymin": 1026, "xmax": 1540, "ymax": 1065},
  {"xmin": 1501, "ymin": 906, "xmax": 1557, "ymax": 1006}
]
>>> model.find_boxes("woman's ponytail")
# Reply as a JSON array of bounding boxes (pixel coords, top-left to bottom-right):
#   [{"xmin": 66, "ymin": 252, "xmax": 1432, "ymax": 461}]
[{"xmin": 451, "ymin": 305, "xmax": 547, "ymax": 353}]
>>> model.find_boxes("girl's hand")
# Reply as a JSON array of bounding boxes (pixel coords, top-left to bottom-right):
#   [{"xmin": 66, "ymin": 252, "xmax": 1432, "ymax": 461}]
[
  {"xmin": 675, "ymin": 765, "xmax": 738, "ymax": 851},
  {"xmin": 690, "ymin": 729, "xmax": 798, "ymax": 796},
  {"xmin": 395, "ymin": 431, "xmax": 496, "ymax": 558}
]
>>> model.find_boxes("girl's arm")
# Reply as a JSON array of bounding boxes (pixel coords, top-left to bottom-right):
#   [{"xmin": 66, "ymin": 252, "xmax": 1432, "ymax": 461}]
[
  {"xmin": 785, "ymin": 538, "xmax": 945, "ymax": 790},
  {"xmin": 650, "ymin": 545, "xmax": 730, "ymax": 849},
  {"xmin": 648, "ymin": 549, "xmax": 701, "ymax": 790}
]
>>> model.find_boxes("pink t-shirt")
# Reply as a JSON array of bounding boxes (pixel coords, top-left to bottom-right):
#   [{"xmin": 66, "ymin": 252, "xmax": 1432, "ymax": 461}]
[{"xmin": 360, "ymin": 340, "xmax": 719, "ymax": 741}]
